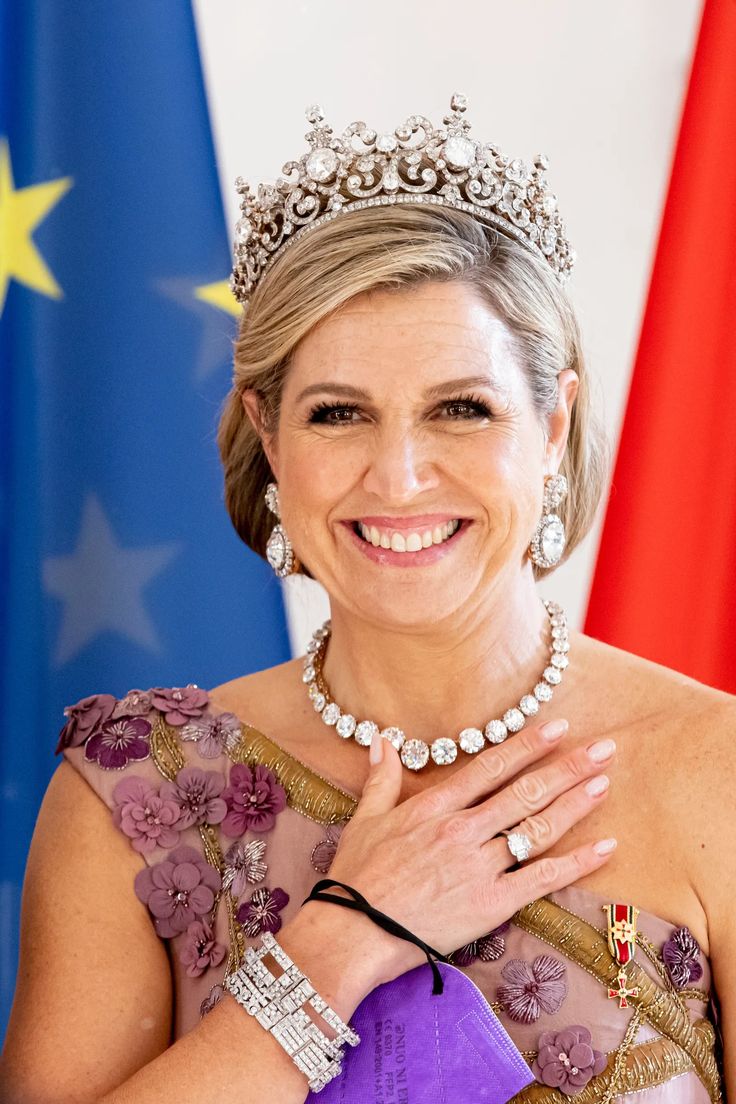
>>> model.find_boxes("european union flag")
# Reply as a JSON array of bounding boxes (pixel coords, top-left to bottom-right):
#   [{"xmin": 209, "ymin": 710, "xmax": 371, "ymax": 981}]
[{"xmin": 0, "ymin": 1, "xmax": 291, "ymax": 1036}]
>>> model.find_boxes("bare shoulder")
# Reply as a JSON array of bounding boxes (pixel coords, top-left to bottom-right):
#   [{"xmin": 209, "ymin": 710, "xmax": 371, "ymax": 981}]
[
  {"xmin": 575, "ymin": 630, "xmax": 735, "ymax": 725},
  {"xmin": 208, "ymin": 657, "xmax": 312, "ymax": 747},
  {"xmin": 562, "ymin": 643, "xmax": 736, "ymax": 1096},
  {"xmin": 209, "ymin": 656, "xmax": 300, "ymax": 701},
  {"xmin": 209, "ymin": 656, "xmax": 303, "ymax": 718},
  {"xmin": 577, "ymin": 630, "xmax": 736, "ymax": 836}
]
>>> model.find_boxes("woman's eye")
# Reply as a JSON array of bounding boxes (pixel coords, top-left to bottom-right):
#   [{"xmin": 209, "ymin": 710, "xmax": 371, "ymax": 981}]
[
  {"xmin": 308, "ymin": 403, "xmax": 361, "ymax": 425},
  {"xmin": 443, "ymin": 399, "xmax": 492, "ymax": 420},
  {"xmin": 307, "ymin": 397, "xmax": 493, "ymax": 425}
]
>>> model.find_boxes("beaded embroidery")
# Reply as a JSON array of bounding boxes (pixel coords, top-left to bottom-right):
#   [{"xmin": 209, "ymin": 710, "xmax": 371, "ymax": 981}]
[{"xmin": 59, "ymin": 688, "xmax": 724, "ymax": 1101}]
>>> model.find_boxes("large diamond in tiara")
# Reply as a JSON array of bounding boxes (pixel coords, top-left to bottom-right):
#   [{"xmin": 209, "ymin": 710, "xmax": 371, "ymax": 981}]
[{"xmin": 229, "ymin": 92, "xmax": 576, "ymax": 307}]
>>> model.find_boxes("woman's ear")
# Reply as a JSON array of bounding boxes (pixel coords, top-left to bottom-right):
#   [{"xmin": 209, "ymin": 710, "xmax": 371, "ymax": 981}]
[
  {"xmin": 545, "ymin": 369, "xmax": 579, "ymax": 468},
  {"xmin": 241, "ymin": 389, "xmax": 279, "ymax": 477}
]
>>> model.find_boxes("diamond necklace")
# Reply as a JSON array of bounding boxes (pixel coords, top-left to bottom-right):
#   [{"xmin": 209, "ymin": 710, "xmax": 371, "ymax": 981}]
[{"xmin": 301, "ymin": 598, "xmax": 570, "ymax": 772}]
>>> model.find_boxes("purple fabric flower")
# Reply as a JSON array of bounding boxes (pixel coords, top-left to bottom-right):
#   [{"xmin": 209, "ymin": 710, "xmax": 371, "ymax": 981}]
[
  {"xmin": 221, "ymin": 763, "xmax": 287, "ymax": 837},
  {"xmin": 451, "ymin": 921, "xmax": 511, "ymax": 967},
  {"xmin": 662, "ymin": 926, "xmax": 704, "ymax": 988},
  {"xmin": 533, "ymin": 1025, "xmax": 607, "ymax": 1095},
  {"xmin": 222, "ymin": 839, "xmax": 268, "ymax": 897},
  {"xmin": 150, "ymin": 685, "xmax": 209, "ymax": 726},
  {"xmin": 181, "ymin": 711, "xmax": 242, "ymax": 759},
  {"xmin": 497, "ymin": 954, "xmax": 568, "ymax": 1024},
  {"xmin": 55, "ymin": 693, "xmax": 117, "ymax": 754},
  {"xmin": 310, "ymin": 823, "xmax": 345, "ymax": 874},
  {"xmin": 84, "ymin": 715, "xmax": 152, "ymax": 770},
  {"xmin": 112, "ymin": 776, "xmax": 182, "ymax": 854},
  {"xmin": 200, "ymin": 983, "xmax": 224, "ymax": 1018},
  {"xmin": 160, "ymin": 765, "xmax": 228, "ymax": 829},
  {"xmin": 134, "ymin": 844, "xmax": 222, "ymax": 938},
  {"xmin": 178, "ymin": 919, "xmax": 227, "ymax": 978},
  {"xmin": 113, "ymin": 688, "xmax": 154, "ymax": 717},
  {"xmin": 236, "ymin": 886, "xmax": 290, "ymax": 936}
]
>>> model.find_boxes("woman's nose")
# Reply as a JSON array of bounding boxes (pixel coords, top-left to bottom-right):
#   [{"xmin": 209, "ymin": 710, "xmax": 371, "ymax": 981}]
[{"xmin": 361, "ymin": 428, "xmax": 440, "ymax": 503}]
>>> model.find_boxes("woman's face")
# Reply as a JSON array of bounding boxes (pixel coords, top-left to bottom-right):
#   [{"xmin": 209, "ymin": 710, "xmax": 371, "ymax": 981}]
[{"xmin": 244, "ymin": 280, "xmax": 578, "ymax": 630}]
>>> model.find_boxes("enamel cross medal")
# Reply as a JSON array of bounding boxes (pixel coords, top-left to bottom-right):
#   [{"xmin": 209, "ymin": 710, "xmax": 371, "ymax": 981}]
[{"xmin": 603, "ymin": 903, "xmax": 641, "ymax": 1008}]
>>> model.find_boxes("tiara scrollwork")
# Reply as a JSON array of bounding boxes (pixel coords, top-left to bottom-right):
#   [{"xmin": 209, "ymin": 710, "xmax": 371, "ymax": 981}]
[{"xmin": 229, "ymin": 92, "xmax": 576, "ymax": 307}]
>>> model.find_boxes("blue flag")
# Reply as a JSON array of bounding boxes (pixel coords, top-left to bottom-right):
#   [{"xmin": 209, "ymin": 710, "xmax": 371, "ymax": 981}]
[{"xmin": 0, "ymin": 0, "xmax": 291, "ymax": 1036}]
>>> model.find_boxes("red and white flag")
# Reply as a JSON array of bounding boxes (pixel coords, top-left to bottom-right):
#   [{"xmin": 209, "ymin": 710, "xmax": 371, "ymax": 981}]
[{"xmin": 584, "ymin": 0, "xmax": 736, "ymax": 693}]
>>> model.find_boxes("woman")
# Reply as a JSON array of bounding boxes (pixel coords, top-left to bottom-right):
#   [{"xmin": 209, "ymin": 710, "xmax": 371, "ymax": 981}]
[{"xmin": 2, "ymin": 94, "xmax": 734, "ymax": 1103}]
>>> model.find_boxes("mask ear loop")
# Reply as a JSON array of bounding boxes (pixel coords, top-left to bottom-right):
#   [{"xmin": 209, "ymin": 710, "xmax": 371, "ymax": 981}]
[{"xmin": 302, "ymin": 877, "xmax": 453, "ymax": 995}]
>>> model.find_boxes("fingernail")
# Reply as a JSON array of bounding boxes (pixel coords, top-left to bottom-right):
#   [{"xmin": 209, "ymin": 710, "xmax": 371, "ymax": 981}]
[
  {"xmin": 369, "ymin": 730, "xmax": 384, "ymax": 765},
  {"xmin": 588, "ymin": 738, "xmax": 616, "ymax": 763},
  {"xmin": 540, "ymin": 719, "xmax": 568, "ymax": 742},
  {"xmin": 593, "ymin": 837, "xmax": 617, "ymax": 855},
  {"xmin": 585, "ymin": 774, "xmax": 609, "ymax": 797}
]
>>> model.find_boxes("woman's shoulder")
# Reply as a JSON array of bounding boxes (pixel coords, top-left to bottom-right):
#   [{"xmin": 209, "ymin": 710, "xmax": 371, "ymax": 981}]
[
  {"xmin": 576, "ymin": 631, "xmax": 735, "ymax": 721},
  {"xmin": 208, "ymin": 658, "xmax": 303, "ymax": 716},
  {"xmin": 54, "ymin": 683, "xmax": 237, "ymax": 829},
  {"xmin": 207, "ymin": 657, "xmax": 319, "ymax": 751},
  {"xmin": 55, "ymin": 683, "xmax": 218, "ymax": 765},
  {"xmin": 578, "ymin": 631, "xmax": 736, "ymax": 821},
  {"xmin": 49, "ymin": 680, "xmax": 317, "ymax": 1032}
]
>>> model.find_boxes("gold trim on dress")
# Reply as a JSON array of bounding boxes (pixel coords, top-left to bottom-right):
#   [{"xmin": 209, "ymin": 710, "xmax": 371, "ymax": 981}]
[
  {"xmin": 150, "ymin": 716, "xmax": 244, "ymax": 974},
  {"xmin": 228, "ymin": 723, "xmax": 358, "ymax": 825},
  {"xmin": 153, "ymin": 711, "xmax": 722, "ymax": 1097},
  {"xmin": 511, "ymin": 897, "xmax": 722, "ymax": 1103},
  {"xmin": 511, "ymin": 1032, "xmax": 697, "ymax": 1104}
]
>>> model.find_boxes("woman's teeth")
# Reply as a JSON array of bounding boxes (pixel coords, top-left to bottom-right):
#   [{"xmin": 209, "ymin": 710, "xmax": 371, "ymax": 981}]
[{"xmin": 356, "ymin": 519, "xmax": 461, "ymax": 552}]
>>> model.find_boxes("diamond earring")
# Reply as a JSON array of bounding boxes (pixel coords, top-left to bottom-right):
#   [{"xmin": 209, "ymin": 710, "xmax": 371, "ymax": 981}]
[
  {"xmin": 529, "ymin": 474, "xmax": 568, "ymax": 568},
  {"xmin": 264, "ymin": 482, "xmax": 297, "ymax": 577}
]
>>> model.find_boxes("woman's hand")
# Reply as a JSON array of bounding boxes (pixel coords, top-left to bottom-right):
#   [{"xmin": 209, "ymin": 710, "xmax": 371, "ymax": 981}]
[{"xmin": 315, "ymin": 718, "xmax": 616, "ymax": 986}]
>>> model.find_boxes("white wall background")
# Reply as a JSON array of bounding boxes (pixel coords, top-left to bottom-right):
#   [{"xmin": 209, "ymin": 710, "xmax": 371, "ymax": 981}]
[{"xmin": 193, "ymin": 0, "xmax": 702, "ymax": 654}]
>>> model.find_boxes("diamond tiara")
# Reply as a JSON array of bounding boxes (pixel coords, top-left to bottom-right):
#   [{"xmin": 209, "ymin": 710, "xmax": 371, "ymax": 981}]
[{"xmin": 229, "ymin": 92, "xmax": 576, "ymax": 307}]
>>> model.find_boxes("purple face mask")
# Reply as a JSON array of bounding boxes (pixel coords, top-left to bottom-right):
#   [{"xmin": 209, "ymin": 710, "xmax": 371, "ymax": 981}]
[{"xmin": 308, "ymin": 961, "xmax": 535, "ymax": 1102}]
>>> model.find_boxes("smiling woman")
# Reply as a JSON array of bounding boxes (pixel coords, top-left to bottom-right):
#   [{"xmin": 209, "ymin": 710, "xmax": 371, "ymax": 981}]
[
  {"xmin": 217, "ymin": 203, "xmax": 609, "ymax": 588},
  {"xmin": 4, "ymin": 98, "xmax": 734, "ymax": 1104}
]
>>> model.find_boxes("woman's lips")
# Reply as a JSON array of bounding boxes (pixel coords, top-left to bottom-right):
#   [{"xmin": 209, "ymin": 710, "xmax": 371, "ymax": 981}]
[
  {"xmin": 340, "ymin": 518, "xmax": 470, "ymax": 567},
  {"xmin": 356, "ymin": 518, "xmax": 460, "ymax": 551}
]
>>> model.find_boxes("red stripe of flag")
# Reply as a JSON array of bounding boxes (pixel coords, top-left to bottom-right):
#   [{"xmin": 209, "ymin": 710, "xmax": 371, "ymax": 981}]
[{"xmin": 584, "ymin": 0, "xmax": 736, "ymax": 692}]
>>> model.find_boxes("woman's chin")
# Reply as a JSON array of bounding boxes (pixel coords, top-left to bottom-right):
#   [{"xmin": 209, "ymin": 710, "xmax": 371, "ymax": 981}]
[
  {"xmin": 305, "ymin": 520, "xmax": 486, "ymax": 622},
  {"xmin": 334, "ymin": 580, "xmax": 476, "ymax": 631}
]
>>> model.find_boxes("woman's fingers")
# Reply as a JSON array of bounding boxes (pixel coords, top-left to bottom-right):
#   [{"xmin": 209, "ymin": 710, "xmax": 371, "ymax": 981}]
[
  {"xmin": 418, "ymin": 717, "xmax": 570, "ymax": 815},
  {"xmin": 501, "ymin": 837, "xmax": 618, "ymax": 913},
  {"xmin": 483, "ymin": 772, "xmax": 611, "ymax": 867},
  {"xmin": 466, "ymin": 737, "xmax": 616, "ymax": 842}
]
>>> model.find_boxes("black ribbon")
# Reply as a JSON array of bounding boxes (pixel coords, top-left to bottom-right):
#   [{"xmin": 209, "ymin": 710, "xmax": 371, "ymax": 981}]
[{"xmin": 302, "ymin": 877, "xmax": 452, "ymax": 995}]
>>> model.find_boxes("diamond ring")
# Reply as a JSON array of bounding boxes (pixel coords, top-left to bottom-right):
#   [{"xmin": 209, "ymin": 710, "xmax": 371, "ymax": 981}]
[{"xmin": 503, "ymin": 830, "xmax": 533, "ymax": 862}]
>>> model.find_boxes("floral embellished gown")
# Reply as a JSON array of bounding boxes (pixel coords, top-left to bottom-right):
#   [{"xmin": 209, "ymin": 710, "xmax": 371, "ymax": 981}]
[{"xmin": 56, "ymin": 685, "xmax": 725, "ymax": 1103}]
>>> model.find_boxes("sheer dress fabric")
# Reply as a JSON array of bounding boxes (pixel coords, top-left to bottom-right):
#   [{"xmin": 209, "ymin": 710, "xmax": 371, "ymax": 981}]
[{"xmin": 57, "ymin": 686, "xmax": 725, "ymax": 1104}]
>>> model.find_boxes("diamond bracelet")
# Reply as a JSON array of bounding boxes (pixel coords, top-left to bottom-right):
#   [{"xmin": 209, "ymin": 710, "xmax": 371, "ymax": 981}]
[{"xmin": 223, "ymin": 930, "xmax": 361, "ymax": 1094}]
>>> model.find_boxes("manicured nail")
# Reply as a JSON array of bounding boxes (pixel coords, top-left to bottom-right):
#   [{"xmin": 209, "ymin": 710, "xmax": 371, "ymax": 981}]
[
  {"xmin": 585, "ymin": 774, "xmax": 609, "ymax": 797},
  {"xmin": 540, "ymin": 719, "xmax": 568, "ymax": 742},
  {"xmin": 588, "ymin": 738, "xmax": 616, "ymax": 763},
  {"xmin": 593, "ymin": 838, "xmax": 617, "ymax": 855},
  {"xmin": 369, "ymin": 730, "xmax": 384, "ymax": 765}
]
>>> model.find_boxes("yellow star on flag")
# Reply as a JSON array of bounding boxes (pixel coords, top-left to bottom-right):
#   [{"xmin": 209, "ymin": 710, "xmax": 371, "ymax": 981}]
[
  {"xmin": 0, "ymin": 138, "xmax": 73, "ymax": 318},
  {"xmin": 194, "ymin": 278, "xmax": 241, "ymax": 319}
]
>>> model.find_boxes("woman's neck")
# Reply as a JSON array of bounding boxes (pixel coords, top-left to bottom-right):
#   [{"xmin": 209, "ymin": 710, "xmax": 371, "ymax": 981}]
[{"xmin": 320, "ymin": 582, "xmax": 559, "ymax": 743}]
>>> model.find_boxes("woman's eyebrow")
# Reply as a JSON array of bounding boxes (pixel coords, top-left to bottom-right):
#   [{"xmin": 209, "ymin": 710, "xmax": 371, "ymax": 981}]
[
  {"xmin": 295, "ymin": 374, "xmax": 501, "ymax": 404},
  {"xmin": 424, "ymin": 374, "xmax": 503, "ymax": 398},
  {"xmin": 296, "ymin": 382, "xmax": 371, "ymax": 403}
]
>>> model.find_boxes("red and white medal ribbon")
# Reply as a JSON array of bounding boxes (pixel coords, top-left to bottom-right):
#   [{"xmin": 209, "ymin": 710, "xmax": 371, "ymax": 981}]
[{"xmin": 603, "ymin": 903, "xmax": 641, "ymax": 1008}]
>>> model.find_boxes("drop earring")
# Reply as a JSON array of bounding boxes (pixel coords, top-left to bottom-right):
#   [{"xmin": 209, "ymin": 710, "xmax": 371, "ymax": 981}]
[
  {"xmin": 529, "ymin": 474, "xmax": 568, "ymax": 568},
  {"xmin": 264, "ymin": 482, "xmax": 298, "ymax": 577}
]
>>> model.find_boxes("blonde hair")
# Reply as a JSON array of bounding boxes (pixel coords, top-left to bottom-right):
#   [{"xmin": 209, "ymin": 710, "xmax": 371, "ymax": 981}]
[{"xmin": 217, "ymin": 204, "xmax": 610, "ymax": 580}]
